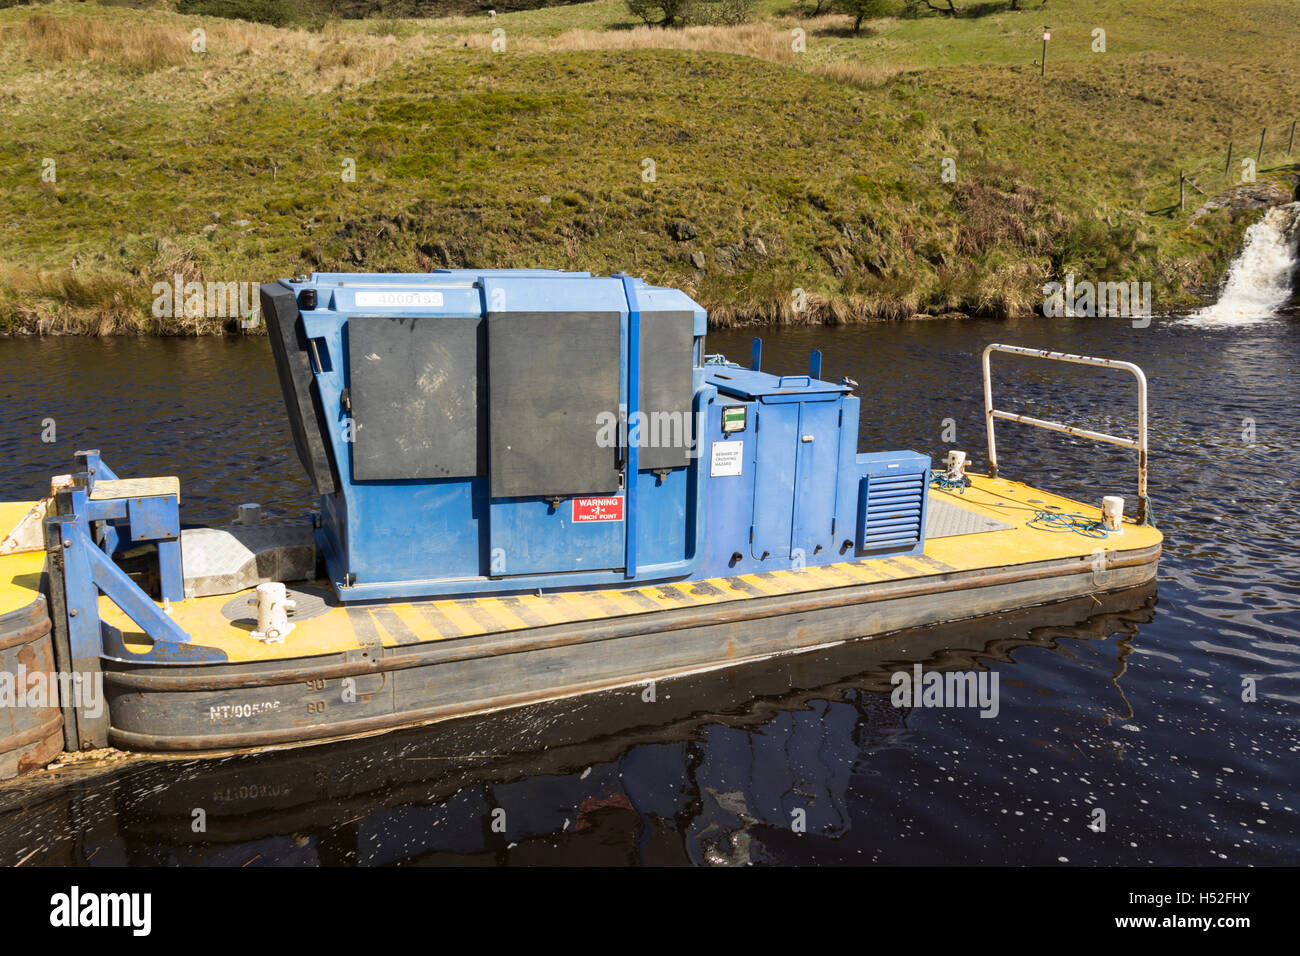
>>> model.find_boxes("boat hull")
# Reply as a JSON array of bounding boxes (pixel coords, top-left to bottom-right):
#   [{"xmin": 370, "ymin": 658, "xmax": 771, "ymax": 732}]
[
  {"xmin": 0, "ymin": 597, "xmax": 66, "ymax": 779},
  {"xmin": 101, "ymin": 544, "xmax": 1160, "ymax": 753}
]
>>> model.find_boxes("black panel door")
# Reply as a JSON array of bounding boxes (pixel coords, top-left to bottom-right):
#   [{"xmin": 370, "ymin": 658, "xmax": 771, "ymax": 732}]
[
  {"xmin": 487, "ymin": 311, "xmax": 622, "ymax": 498},
  {"xmin": 348, "ymin": 315, "xmax": 485, "ymax": 481}
]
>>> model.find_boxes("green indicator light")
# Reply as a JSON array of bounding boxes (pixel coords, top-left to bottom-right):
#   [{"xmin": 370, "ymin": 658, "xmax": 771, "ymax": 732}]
[{"xmin": 722, "ymin": 405, "xmax": 747, "ymax": 434}]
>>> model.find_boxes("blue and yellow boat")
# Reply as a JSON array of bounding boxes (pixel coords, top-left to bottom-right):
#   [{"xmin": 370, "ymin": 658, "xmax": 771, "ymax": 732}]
[{"xmin": 0, "ymin": 270, "xmax": 1160, "ymax": 773}]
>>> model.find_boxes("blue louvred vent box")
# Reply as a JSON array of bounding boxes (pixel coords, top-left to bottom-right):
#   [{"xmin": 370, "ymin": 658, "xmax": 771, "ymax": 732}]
[{"xmin": 856, "ymin": 451, "xmax": 930, "ymax": 556}]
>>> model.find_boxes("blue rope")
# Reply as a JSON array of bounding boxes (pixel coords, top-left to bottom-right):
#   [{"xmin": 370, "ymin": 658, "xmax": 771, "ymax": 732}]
[
  {"xmin": 929, "ymin": 470, "xmax": 967, "ymax": 493},
  {"xmin": 1027, "ymin": 509, "xmax": 1109, "ymax": 538},
  {"xmin": 929, "ymin": 470, "xmax": 1111, "ymax": 537}
]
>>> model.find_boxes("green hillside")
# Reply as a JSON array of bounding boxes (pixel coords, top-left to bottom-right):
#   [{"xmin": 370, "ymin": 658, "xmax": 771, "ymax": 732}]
[{"xmin": 1, "ymin": 0, "xmax": 1297, "ymax": 333}]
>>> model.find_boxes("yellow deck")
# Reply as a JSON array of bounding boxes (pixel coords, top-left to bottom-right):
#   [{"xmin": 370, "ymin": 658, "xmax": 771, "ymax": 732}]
[
  {"xmin": 0, "ymin": 476, "xmax": 1160, "ymax": 663},
  {"xmin": 0, "ymin": 500, "xmax": 47, "ymax": 617}
]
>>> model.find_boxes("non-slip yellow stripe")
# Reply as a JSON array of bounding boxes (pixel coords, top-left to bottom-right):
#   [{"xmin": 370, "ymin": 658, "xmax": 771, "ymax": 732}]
[
  {"xmin": 913, "ymin": 553, "xmax": 958, "ymax": 573},
  {"xmin": 555, "ymin": 590, "xmax": 606, "ymax": 622},
  {"xmin": 813, "ymin": 565, "xmax": 862, "ymax": 586},
  {"xmin": 461, "ymin": 599, "xmax": 517, "ymax": 634},
  {"xmin": 598, "ymin": 589, "xmax": 651, "ymax": 615},
  {"xmin": 799, "ymin": 567, "xmax": 846, "ymax": 589},
  {"xmin": 801, "ymin": 568, "xmax": 842, "ymax": 589},
  {"xmin": 535, "ymin": 594, "xmax": 587, "ymax": 624},
  {"xmin": 891, "ymin": 556, "xmax": 936, "ymax": 577},
  {"xmin": 480, "ymin": 599, "xmax": 531, "ymax": 631},
  {"xmin": 766, "ymin": 569, "xmax": 815, "ymax": 593},
  {"xmin": 678, "ymin": 582, "xmax": 731, "ymax": 605},
  {"xmin": 411, "ymin": 601, "xmax": 466, "ymax": 638},
  {"xmin": 846, "ymin": 560, "xmax": 895, "ymax": 581},
  {"xmin": 737, "ymin": 573, "xmax": 781, "ymax": 595},
  {"xmin": 343, "ymin": 604, "xmax": 365, "ymax": 646},
  {"xmin": 435, "ymin": 600, "xmax": 486, "ymax": 636},
  {"xmin": 389, "ymin": 602, "xmax": 439, "ymax": 641},
  {"xmin": 516, "ymin": 593, "xmax": 571, "ymax": 625},
  {"xmin": 658, "ymin": 582, "xmax": 709, "ymax": 605},
  {"xmin": 771, "ymin": 572, "xmax": 804, "ymax": 593},
  {"xmin": 835, "ymin": 562, "xmax": 890, "ymax": 583},
  {"xmin": 633, "ymin": 587, "xmax": 685, "ymax": 609}
]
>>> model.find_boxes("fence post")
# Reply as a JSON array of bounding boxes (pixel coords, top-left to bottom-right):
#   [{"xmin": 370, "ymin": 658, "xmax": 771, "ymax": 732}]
[
  {"xmin": 1179, "ymin": 170, "xmax": 1185, "ymax": 210},
  {"xmin": 1224, "ymin": 141, "xmax": 1233, "ymax": 177},
  {"xmin": 1257, "ymin": 127, "xmax": 1267, "ymax": 165},
  {"xmin": 1289, "ymin": 120, "xmax": 1296, "ymax": 156}
]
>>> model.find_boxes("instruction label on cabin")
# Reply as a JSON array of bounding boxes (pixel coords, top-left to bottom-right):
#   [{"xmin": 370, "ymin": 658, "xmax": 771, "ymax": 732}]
[
  {"xmin": 710, "ymin": 440, "xmax": 744, "ymax": 477},
  {"xmin": 354, "ymin": 290, "xmax": 444, "ymax": 308},
  {"xmin": 573, "ymin": 496, "xmax": 625, "ymax": 522}
]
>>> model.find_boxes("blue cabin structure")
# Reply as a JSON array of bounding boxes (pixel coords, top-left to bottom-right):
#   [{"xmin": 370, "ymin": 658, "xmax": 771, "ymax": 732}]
[{"xmin": 259, "ymin": 271, "xmax": 929, "ymax": 602}]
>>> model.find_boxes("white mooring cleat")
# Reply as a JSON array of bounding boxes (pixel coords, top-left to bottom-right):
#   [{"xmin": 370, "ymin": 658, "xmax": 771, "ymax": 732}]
[
  {"xmin": 249, "ymin": 581, "xmax": 296, "ymax": 644},
  {"xmin": 1101, "ymin": 496, "xmax": 1125, "ymax": 533}
]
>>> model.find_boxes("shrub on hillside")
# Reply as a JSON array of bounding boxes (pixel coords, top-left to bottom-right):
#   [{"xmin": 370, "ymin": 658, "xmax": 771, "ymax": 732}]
[
  {"xmin": 699, "ymin": 0, "xmax": 754, "ymax": 25},
  {"xmin": 626, "ymin": 0, "xmax": 692, "ymax": 26},
  {"xmin": 836, "ymin": 0, "xmax": 897, "ymax": 33},
  {"xmin": 175, "ymin": 0, "xmax": 321, "ymax": 27},
  {"xmin": 626, "ymin": 0, "xmax": 754, "ymax": 27}
]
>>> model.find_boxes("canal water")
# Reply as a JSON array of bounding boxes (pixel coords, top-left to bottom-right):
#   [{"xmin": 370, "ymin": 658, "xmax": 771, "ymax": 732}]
[{"xmin": 0, "ymin": 307, "xmax": 1296, "ymax": 866}]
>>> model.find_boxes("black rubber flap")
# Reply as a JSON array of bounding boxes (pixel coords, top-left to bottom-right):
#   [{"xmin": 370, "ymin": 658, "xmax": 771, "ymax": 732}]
[
  {"xmin": 259, "ymin": 284, "xmax": 337, "ymax": 496},
  {"xmin": 347, "ymin": 315, "xmax": 485, "ymax": 481},
  {"xmin": 488, "ymin": 311, "xmax": 621, "ymax": 498},
  {"xmin": 638, "ymin": 309, "xmax": 695, "ymax": 471}
]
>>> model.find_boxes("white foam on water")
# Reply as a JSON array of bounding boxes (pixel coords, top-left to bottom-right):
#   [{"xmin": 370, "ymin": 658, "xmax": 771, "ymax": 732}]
[{"xmin": 1184, "ymin": 202, "xmax": 1300, "ymax": 326}]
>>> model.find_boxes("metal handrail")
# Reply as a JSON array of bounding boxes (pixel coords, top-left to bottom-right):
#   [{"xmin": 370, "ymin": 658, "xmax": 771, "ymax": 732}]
[{"xmin": 982, "ymin": 344, "xmax": 1150, "ymax": 524}]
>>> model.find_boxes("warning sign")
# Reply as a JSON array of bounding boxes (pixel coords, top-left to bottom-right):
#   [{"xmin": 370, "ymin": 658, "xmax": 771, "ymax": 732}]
[
  {"xmin": 710, "ymin": 440, "xmax": 744, "ymax": 477},
  {"xmin": 572, "ymin": 496, "xmax": 625, "ymax": 522}
]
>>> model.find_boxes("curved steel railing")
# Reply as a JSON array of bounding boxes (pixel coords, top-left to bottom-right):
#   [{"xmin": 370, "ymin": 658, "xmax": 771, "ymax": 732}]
[{"xmin": 982, "ymin": 344, "xmax": 1150, "ymax": 524}]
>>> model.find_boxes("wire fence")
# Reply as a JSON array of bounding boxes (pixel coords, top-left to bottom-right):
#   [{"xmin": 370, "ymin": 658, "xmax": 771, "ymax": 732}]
[{"xmin": 1169, "ymin": 118, "xmax": 1298, "ymax": 211}]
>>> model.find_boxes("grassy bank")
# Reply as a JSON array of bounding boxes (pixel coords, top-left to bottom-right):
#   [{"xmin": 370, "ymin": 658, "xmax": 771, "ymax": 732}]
[{"xmin": 0, "ymin": 0, "xmax": 1297, "ymax": 334}]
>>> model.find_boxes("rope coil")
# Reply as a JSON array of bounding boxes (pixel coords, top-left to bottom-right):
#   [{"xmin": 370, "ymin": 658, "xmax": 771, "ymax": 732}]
[
  {"xmin": 929, "ymin": 471, "xmax": 1111, "ymax": 538},
  {"xmin": 929, "ymin": 470, "xmax": 968, "ymax": 493},
  {"xmin": 1026, "ymin": 509, "xmax": 1109, "ymax": 538}
]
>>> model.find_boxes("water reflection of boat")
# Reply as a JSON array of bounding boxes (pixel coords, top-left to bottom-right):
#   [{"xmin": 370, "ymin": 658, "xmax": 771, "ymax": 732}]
[{"xmin": 0, "ymin": 583, "xmax": 1154, "ymax": 866}]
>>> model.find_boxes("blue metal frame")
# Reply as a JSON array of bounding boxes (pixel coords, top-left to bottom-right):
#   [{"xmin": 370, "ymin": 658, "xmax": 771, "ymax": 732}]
[
  {"xmin": 47, "ymin": 454, "xmax": 192, "ymax": 662},
  {"xmin": 616, "ymin": 272, "xmax": 640, "ymax": 579}
]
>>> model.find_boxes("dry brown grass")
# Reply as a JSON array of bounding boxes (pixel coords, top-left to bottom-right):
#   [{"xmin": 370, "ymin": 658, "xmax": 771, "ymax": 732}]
[
  {"xmin": 0, "ymin": 236, "xmax": 239, "ymax": 336},
  {"xmin": 463, "ymin": 23, "xmax": 801, "ymax": 66},
  {"xmin": 808, "ymin": 59, "xmax": 908, "ymax": 89},
  {"xmin": 15, "ymin": 13, "xmax": 189, "ymax": 72},
  {"xmin": 455, "ymin": 19, "xmax": 909, "ymax": 89},
  {"xmin": 0, "ymin": 265, "xmax": 143, "ymax": 335},
  {"xmin": 0, "ymin": 12, "xmax": 414, "ymax": 95},
  {"xmin": 312, "ymin": 35, "xmax": 400, "ymax": 77}
]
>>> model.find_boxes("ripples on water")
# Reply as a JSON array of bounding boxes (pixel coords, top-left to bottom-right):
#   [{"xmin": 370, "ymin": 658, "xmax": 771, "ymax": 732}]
[{"xmin": 0, "ymin": 312, "xmax": 1296, "ymax": 866}]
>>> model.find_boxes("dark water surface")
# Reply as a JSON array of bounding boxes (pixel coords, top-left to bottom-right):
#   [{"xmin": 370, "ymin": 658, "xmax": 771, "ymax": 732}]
[{"xmin": 0, "ymin": 313, "xmax": 1296, "ymax": 866}]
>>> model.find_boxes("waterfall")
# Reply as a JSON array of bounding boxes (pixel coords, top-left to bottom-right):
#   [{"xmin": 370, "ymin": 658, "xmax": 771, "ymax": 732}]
[{"xmin": 1185, "ymin": 202, "xmax": 1300, "ymax": 325}]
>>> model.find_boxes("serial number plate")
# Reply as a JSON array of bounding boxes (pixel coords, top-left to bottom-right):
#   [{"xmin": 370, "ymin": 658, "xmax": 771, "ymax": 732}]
[
  {"xmin": 209, "ymin": 701, "xmax": 281, "ymax": 724},
  {"xmin": 354, "ymin": 290, "xmax": 444, "ymax": 307}
]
